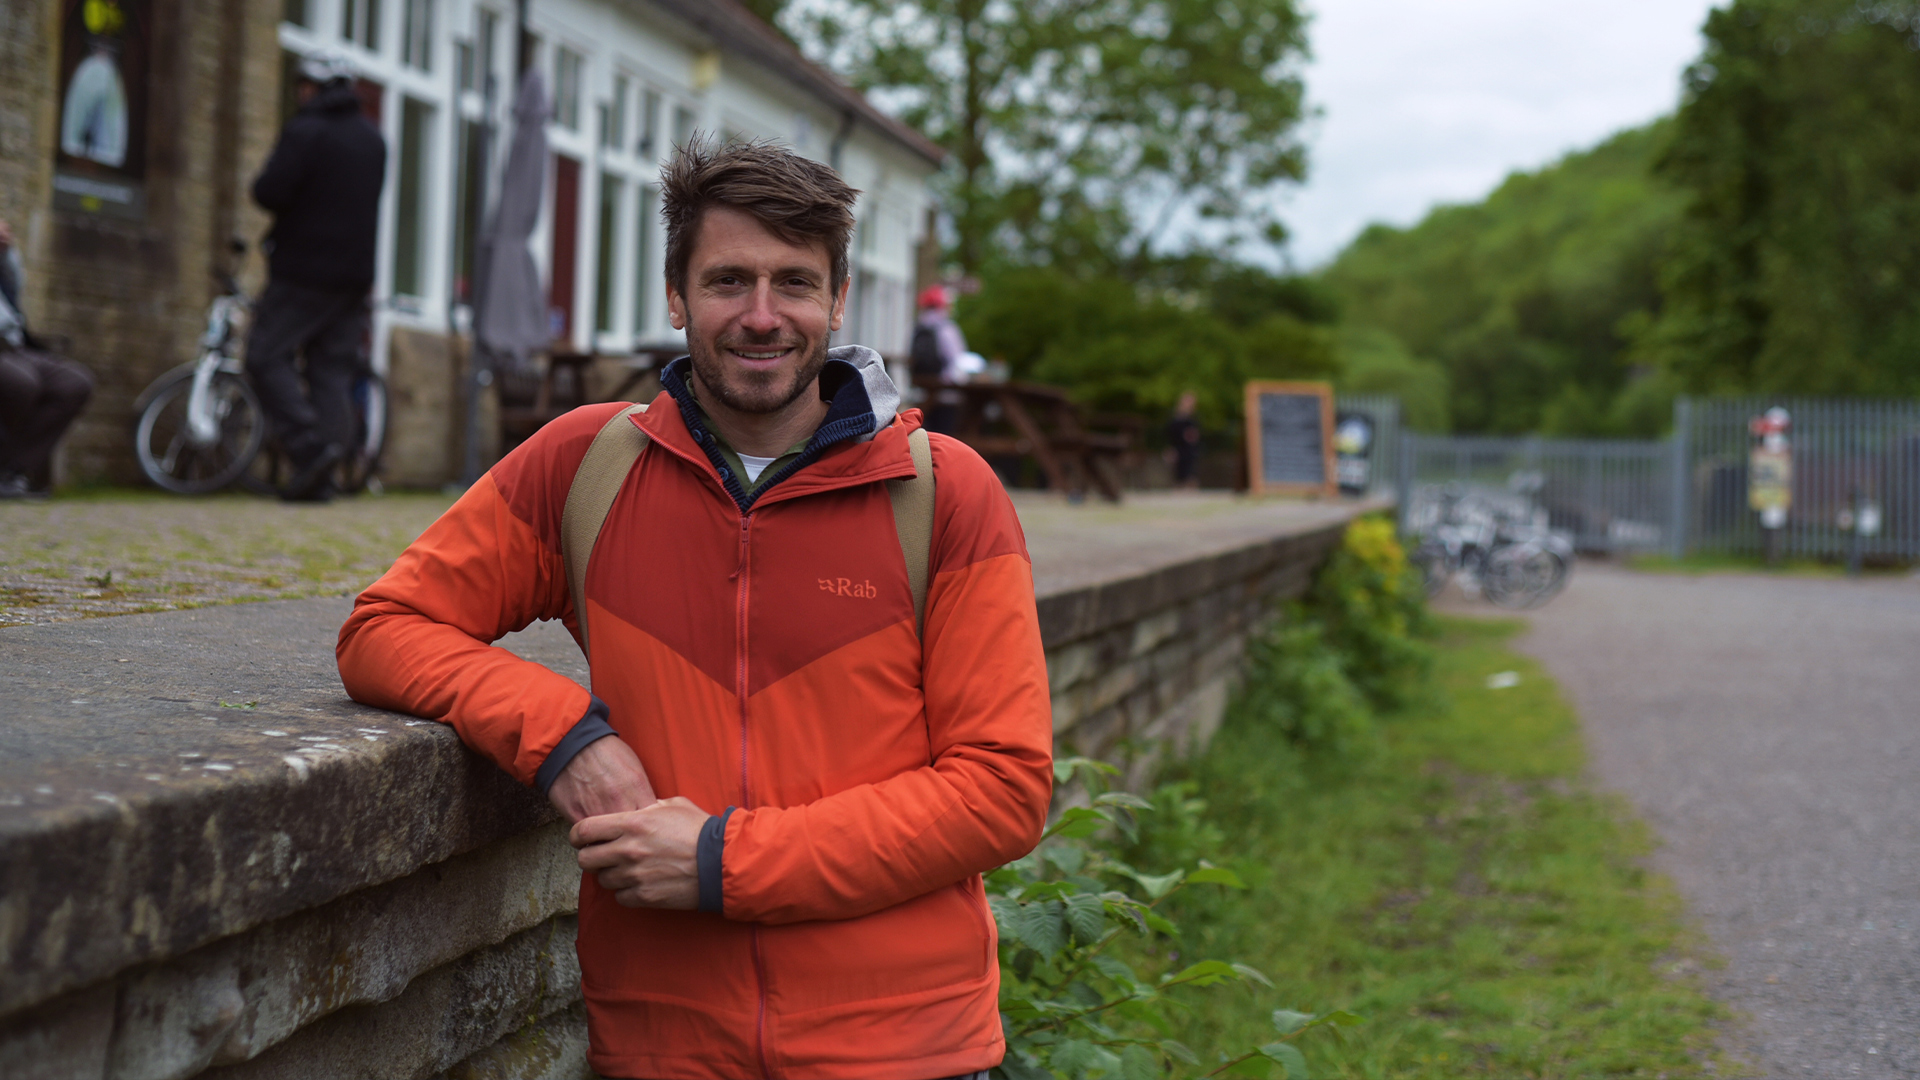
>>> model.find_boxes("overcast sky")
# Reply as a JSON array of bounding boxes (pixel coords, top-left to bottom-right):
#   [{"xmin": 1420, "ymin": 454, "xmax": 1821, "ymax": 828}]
[{"xmin": 1278, "ymin": 0, "xmax": 1723, "ymax": 268}]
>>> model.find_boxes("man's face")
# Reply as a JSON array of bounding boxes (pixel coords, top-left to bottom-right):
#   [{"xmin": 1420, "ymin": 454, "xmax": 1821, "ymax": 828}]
[{"xmin": 668, "ymin": 205, "xmax": 846, "ymax": 415}]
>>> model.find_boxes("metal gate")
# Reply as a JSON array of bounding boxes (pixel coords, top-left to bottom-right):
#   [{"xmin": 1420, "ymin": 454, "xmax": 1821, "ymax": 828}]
[{"xmin": 1677, "ymin": 397, "xmax": 1920, "ymax": 561}]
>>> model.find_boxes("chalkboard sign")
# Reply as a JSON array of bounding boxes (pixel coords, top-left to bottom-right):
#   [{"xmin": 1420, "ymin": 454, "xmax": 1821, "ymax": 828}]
[{"xmin": 1244, "ymin": 381, "xmax": 1335, "ymax": 496}]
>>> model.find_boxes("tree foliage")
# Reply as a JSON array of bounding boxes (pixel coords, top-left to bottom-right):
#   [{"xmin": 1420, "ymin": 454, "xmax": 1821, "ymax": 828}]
[
  {"xmin": 955, "ymin": 266, "xmax": 1338, "ymax": 435},
  {"xmin": 1321, "ymin": 124, "xmax": 1685, "ymax": 436},
  {"xmin": 1638, "ymin": 0, "xmax": 1920, "ymax": 398},
  {"xmin": 785, "ymin": 0, "xmax": 1311, "ymax": 274}
]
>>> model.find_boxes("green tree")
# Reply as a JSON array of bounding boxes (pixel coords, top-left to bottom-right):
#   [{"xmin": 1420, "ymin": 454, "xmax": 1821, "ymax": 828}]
[
  {"xmin": 1321, "ymin": 123, "xmax": 1685, "ymax": 435},
  {"xmin": 786, "ymin": 0, "xmax": 1311, "ymax": 275},
  {"xmin": 1637, "ymin": 0, "xmax": 1920, "ymax": 398},
  {"xmin": 956, "ymin": 267, "xmax": 1337, "ymax": 435}
]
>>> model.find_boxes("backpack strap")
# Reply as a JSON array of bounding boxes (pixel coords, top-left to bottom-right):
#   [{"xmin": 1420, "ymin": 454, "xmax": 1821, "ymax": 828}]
[
  {"xmin": 887, "ymin": 426, "xmax": 936, "ymax": 637},
  {"xmin": 561, "ymin": 403, "xmax": 649, "ymax": 660}
]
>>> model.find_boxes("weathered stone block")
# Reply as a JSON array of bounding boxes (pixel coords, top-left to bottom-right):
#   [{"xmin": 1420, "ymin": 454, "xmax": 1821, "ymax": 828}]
[
  {"xmin": 432, "ymin": 1002, "xmax": 592, "ymax": 1080},
  {"xmin": 201, "ymin": 915, "xmax": 581, "ymax": 1080},
  {"xmin": 0, "ymin": 984, "xmax": 114, "ymax": 1080}
]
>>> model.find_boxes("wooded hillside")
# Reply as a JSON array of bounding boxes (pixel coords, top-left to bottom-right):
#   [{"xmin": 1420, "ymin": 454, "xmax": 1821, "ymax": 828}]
[{"xmin": 1322, "ymin": 123, "xmax": 1685, "ymax": 436}]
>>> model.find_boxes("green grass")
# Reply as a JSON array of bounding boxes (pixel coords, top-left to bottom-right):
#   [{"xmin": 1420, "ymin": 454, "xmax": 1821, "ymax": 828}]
[{"xmin": 1151, "ymin": 617, "xmax": 1731, "ymax": 1078}]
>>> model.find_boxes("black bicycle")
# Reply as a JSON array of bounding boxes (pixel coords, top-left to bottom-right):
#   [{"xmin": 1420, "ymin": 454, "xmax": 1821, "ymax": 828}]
[{"xmin": 132, "ymin": 244, "xmax": 387, "ymax": 495}]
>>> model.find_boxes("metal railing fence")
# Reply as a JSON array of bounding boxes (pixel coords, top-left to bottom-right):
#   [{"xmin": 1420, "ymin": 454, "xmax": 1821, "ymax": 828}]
[
  {"xmin": 1678, "ymin": 397, "xmax": 1920, "ymax": 561},
  {"xmin": 1368, "ymin": 395, "xmax": 1920, "ymax": 561},
  {"xmin": 1395, "ymin": 433, "xmax": 1674, "ymax": 553}
]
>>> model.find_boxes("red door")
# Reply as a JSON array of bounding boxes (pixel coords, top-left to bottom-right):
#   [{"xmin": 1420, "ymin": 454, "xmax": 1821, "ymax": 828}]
[{"xmin": 549, "ymin": 153, "xmax": 581, "ymax": 343}]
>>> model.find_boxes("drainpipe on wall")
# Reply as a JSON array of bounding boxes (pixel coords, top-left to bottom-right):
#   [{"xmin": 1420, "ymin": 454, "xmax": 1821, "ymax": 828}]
[
  {"xmin": 827, "ymin": 109, "xmax": 856, "ymax": 173},
  {"xmin": 515, "ymin": 0, "xmax": 531, "ymax": 75}
]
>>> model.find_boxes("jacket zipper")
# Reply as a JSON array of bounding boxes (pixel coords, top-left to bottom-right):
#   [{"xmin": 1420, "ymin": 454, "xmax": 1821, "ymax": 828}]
[{"xmin": 736, "ymin": 510, "xmax": 773, "ymax": 1079}]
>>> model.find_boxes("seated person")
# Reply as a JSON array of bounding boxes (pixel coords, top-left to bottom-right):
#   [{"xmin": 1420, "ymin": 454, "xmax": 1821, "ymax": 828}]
[{"xmin": 0, "ymin": 218, "xmax": 93, "ymax": 498}]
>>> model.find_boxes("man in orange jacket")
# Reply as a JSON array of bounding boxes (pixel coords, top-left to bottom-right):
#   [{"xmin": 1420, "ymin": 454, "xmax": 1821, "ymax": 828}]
[{"xmin": 337, "ymin": 138, "xmax": 1054, "ymax": 1078}]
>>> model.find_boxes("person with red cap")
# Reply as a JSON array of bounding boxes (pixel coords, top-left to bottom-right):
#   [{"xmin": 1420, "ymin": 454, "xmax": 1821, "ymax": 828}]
[{"xmin": 909, "ymin": 284, "xmax": 968, "ymax": 434}]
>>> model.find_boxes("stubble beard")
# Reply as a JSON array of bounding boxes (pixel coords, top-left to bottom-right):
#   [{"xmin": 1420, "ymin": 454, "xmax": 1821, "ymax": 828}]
[{"xmin": 687, "ymin": 323, "xmax": 830, "ymax": 415}]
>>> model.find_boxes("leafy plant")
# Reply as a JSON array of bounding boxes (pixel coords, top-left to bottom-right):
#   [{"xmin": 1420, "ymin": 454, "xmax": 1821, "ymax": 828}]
[
  {"xmin": 989, "ymin": 758, "xmax": 1359, "ymax": 1079},
  {"xmin": 1230, "ymin": 517, "xmax": 1433, "ymax": 758},
  {"xmin": 1303, "ymin": 516, "xmax": 1433, "ymax": 713}
]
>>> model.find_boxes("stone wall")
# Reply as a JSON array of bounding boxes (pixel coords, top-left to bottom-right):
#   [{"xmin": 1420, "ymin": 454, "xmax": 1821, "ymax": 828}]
[{"xmin": 0, "ymin": 510, "xmax": 1358, "ymax": 1079}]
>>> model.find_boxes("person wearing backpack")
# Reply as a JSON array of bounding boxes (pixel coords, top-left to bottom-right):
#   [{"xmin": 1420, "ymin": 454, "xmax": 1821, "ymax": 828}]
[
  {"xmin": 910, "ymin": 284, "xmax": 967, "ymax": 433},
  {"xmin": 336, "ymin": 139, "xmax": 1052, "ymax": 1080}
]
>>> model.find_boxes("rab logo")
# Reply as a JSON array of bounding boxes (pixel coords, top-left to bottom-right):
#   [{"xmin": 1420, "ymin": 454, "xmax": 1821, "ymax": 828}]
[{"xmin": 818, "ymin": 577, "xmax": 878, "ymax": 599}]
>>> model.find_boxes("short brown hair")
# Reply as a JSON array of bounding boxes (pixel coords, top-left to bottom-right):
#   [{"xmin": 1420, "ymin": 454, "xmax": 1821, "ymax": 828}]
[{"xmin": 660, "ymin": 137, "xmax": 860, "ymax": 300}]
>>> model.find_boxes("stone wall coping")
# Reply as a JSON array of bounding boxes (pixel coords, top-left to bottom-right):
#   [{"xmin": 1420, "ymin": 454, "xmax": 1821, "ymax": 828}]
[{"xmin": 0, "ymin": 496, "xmax": 1376, "ymax": 1019}]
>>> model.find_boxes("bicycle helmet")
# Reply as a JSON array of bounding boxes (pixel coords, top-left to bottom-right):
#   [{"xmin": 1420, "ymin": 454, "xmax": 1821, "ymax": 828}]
[{"xmin": 298, "ymin": 49, "xmax": 356, "ymax": 86}]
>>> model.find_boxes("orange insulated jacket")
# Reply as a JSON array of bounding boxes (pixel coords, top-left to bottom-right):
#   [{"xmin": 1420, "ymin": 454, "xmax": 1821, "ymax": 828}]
[{"xmin": 337, "ymin": 349, "xmax": 1054, "ymax": 1079}]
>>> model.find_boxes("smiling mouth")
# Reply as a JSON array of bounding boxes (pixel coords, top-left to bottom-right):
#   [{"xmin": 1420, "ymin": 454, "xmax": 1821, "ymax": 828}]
[{"xmin": 725, "ymin": 343, "xmax": 798, "ymax": 361}]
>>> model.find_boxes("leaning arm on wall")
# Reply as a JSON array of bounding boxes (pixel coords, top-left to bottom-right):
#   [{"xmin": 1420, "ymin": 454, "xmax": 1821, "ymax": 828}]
[{"xmin": 336, "ymin": 404, "xmax": 642, "ymax": 794}]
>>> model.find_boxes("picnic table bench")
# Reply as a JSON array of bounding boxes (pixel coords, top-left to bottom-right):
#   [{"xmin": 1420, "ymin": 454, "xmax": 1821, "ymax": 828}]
[{"xmin": 933, "ymin": 379, "xmax": 1135, "ymax": 502}]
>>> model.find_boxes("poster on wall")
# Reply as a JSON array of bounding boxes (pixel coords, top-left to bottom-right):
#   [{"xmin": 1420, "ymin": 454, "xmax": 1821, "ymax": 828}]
[{"xmin": 53, "ymin": 0, "xmax": 151, "ymax": 221}]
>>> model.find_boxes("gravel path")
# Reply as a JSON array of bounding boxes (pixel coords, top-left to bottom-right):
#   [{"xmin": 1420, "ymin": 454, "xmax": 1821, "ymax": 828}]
[{"xmin": 1496, "ymin": 564, "xmax": 1920, "ymax": 1077}]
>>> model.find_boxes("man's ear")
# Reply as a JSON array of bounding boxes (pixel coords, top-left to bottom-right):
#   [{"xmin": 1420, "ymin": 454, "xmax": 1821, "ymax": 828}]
[
  {"xmin": 829, "ymin": 274, "xmax": 849, "ymax": 332},
  {"xmin": 666, "ymin": 280, "xmax": 686, "ymax": 331}
]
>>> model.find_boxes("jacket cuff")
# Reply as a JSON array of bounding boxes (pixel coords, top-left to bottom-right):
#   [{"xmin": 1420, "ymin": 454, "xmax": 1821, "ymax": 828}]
[
  {"xmin": 532, "ymin": 695, "xmax": 617, "ymax": 795},
  {"xmin": 697, "ymin": 806, "xmax": 736, "ymax": 914}
]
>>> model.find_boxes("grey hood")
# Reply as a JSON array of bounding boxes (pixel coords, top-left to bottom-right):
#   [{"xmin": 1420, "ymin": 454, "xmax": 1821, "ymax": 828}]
[{"xmin": 828, "ymin": 344, "xmax": 899, "ymax": 439}]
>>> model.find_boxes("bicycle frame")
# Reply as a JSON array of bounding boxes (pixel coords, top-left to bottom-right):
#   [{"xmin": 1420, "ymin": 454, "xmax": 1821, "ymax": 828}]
[{"xmin": 182, "ymin": 293, "xmax": 247, "ymax": 447}]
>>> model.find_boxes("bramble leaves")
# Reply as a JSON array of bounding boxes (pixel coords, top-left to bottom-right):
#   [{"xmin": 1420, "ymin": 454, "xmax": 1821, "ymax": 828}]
[
  {"xmin": 1259, "ymin": 1041, "xmax": 1309, "ymax": 1079},
  {"xmin": 1185, "ymin": 865, "xmax": 1248, "ymax": 889},
  {"xmin": 991, "ymin": 763, "xmax": 1358, "ymax": 1079}
]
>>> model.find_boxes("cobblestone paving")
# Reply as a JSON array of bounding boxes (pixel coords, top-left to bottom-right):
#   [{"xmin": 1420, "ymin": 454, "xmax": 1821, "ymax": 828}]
[{"xmin": 0, "ymin": 491, "xmax": 457, "ymax": 626}]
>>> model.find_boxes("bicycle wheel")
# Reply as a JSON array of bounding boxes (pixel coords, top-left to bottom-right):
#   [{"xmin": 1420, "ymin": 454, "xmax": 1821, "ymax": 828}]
[
  {"xmin": 337, "ymin": 372, "xmax": 389, "ymax": 494},
  {"xmin": 134, "ymin": 366, "xmax": 266, "ymax": 494},
  {"xmin": 1482, "ymin": 544, "xmax": 1568, "ymax": 610},
  {"xmin": 1409, "ymin": 538, "xmax": 1454, "ymax": 598}
]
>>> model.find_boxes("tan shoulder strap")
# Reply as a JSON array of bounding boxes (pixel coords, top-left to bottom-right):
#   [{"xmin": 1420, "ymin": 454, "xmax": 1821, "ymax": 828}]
[
  {"xmin": 561, "ymin": 403, "xmax": 649, "ymax": 659},
  {"xmin": 887, "ymin": 426, "xmax": 936, "ymax": 637}
]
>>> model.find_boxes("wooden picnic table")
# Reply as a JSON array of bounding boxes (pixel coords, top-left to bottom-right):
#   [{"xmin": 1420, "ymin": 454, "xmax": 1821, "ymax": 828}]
[{"xmin": 937, "ymin": 380, "xmax": 1134, "ymax": 502}]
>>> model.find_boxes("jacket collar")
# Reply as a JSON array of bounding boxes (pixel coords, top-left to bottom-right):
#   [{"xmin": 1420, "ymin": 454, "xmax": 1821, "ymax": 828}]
[{"xmin": 645, "ymin": 347, "xmax": 916, "ymax": 512}]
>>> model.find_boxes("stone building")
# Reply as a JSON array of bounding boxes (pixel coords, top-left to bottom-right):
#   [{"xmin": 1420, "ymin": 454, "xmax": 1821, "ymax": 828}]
[{"xmin": 0, "ymin": 0, "xmax": 942, "ymax": 487}]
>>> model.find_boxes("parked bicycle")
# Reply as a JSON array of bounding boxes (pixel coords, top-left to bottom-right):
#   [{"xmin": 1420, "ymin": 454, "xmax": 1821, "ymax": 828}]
[
  {"xmin": 132, "ymin": 242, "xmax": 387, "ymax": 496},
  {"xmin": 1406, "ymin": 475, "xmax": 1573, "ymax": 609}
]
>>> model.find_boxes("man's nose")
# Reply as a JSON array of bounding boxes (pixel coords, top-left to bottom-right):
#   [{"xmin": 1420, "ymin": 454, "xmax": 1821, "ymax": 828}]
[{"xmin": 740, "ymin": 281, "xmax": 782, "ymax": 334}]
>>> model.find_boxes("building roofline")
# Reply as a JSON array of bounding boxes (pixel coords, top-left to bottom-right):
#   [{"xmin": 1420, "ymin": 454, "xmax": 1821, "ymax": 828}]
[{"xmin": 641, "ymin": 0, "xmax": 946, "ymax": 169}]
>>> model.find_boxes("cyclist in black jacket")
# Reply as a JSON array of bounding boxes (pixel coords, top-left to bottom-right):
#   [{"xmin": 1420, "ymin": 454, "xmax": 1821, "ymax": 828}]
[{"xmin": 247, "ymin": 50, "xmax": 386, "ymax": 502}]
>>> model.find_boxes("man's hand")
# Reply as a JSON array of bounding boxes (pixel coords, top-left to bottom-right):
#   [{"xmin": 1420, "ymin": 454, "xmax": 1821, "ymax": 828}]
[
  {"xmin": 571, "ymin": 796, "xmax": 709, "ymax": 909},
  {"xmin": 0, "ymin": 219, "xmax": 12, "ymax": 251},
  {"xmin": 548, "ymin": 735, "xmax": 656, "ymax": 824}
]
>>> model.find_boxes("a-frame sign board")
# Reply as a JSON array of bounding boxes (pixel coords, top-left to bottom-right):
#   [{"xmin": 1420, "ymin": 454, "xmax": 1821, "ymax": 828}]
[{"xmin": 1244, "ymin": 380, "xmax": 1336, "ymax": 497}]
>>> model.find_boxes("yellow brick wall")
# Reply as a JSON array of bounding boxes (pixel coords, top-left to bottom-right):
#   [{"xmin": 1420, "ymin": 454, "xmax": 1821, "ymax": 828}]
[{"xmin": 4, "ymin": 0, "xmax": 281, "ymax": 484}]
